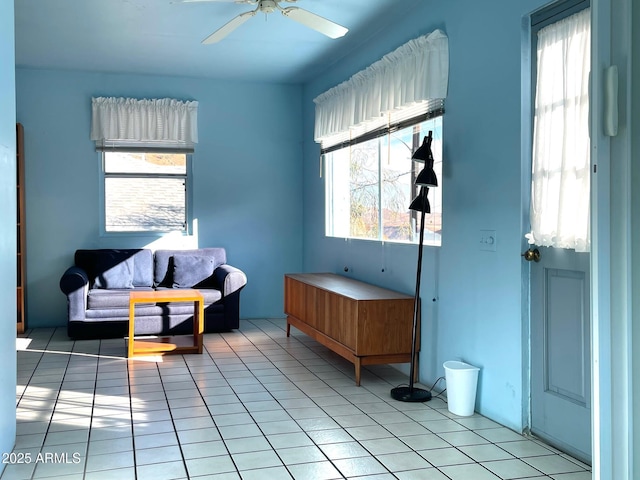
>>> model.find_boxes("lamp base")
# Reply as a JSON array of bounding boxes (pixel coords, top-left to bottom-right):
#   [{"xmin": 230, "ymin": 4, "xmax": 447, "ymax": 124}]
[{"xmin": 390, "ymin": 386, "xmax": 432, "ymax": 403}]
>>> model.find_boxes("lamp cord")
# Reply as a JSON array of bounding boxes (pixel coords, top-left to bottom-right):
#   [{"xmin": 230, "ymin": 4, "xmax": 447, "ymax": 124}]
[{"xmin": 429, "ymin": 376, "xmax": 447, "ymax": 400}]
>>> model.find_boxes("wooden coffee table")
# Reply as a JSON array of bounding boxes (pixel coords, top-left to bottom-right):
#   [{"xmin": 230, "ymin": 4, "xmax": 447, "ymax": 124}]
[{"xmin": 128, "ymin": 289, "xmax": 204, "ymax": 358}]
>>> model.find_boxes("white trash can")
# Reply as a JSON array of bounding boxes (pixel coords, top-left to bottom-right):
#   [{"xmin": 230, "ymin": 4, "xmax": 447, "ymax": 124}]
[{"xmin": 443, "ymin": 360, "xmax": 480, "ymax": 416}]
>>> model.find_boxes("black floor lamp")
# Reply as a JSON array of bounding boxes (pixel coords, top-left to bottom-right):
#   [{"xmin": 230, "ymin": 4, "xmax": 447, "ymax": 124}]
[{"xmin": 391, "ymin": 131, "xmax": 437, "ymax": 403}]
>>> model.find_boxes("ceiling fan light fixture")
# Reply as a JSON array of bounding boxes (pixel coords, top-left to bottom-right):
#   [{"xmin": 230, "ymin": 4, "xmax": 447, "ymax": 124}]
[{"xmin": 259, "ymin": 0, "xmax": 277, "ymax": 14}]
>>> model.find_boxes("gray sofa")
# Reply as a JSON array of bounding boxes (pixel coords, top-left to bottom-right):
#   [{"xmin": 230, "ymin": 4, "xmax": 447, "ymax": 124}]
[{"xmin": 60, "ymin": 248, "xmax": 247, "ymax": 339}]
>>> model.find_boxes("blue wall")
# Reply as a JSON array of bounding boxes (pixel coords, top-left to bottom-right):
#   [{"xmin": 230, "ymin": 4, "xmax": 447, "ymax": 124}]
[
  {"xmin": 16, "ymin": 69, "xmax": 303, "ymax": 327},
  {"xmin": 14, "ymin": 0, "xmax": 573, "ymax": 435},
  {"xmin": 0, "ymin": 0, "xmax": 18, "ymax": 469},
  {"xmin": 302, "ymin": 0, "xmax": 547, "ymax": 431}
]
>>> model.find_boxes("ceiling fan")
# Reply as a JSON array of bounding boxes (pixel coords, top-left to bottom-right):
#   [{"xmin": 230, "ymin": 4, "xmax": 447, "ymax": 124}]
[{"xmin": 179, "ymin": 0, "xmax": 349, "ymax": 44}]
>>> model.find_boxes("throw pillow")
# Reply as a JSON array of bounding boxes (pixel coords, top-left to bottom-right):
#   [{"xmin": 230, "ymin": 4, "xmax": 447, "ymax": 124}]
[
  {"xmin": 172, "ymin": 255, "xmax": 215, "ymax": 288},
  {"xmin": 93, "ymin": 254, "xmax": 135, "ymax": 289}
]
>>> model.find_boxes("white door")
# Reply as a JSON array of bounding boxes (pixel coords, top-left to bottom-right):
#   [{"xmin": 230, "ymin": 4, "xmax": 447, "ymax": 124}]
[
  {"xmin": 528, "ymin": 247, "xmax": 591, "ymax": 463},
  {"xmin": 526, "ymin": 1, "xmax": 591, "ymax": 464}
]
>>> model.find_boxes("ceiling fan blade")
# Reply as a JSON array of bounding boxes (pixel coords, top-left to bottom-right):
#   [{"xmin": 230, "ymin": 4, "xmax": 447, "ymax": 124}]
[
  {"xmin": 280, "ymin": 7, "xmax": 348, "ymax": 39},
  {"xmin": 202, "ymin": 10, "xmax": 256, "ymax": 44}
]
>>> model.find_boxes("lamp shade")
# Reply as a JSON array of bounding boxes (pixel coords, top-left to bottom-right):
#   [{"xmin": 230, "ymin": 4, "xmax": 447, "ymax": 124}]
[
  {"xmin": 416, "ymin": 167, "xmax": 438, "ymax": 187},
  {"xmin": 409, "ymin": 188, "xmax": 431, "ymax": 213},
  {"xmin": 411, "ymin": 132, "xmax": 434, "ymax": 164}
]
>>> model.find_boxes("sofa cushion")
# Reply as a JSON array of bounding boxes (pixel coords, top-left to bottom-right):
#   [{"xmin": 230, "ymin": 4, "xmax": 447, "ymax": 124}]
[
  {"xmin": 75, "ymin": 249, "xmax": 154, "ymax": 288},
  {"xmin": 172, "ymin": 255, "xmax": 215, "ymax": 288},
  {"xmin": 93, "ymin": 254, "xmax": 134, "ymax": 289},
  {"xmin": 154, "ymin": 248, "xmax": 227, "ymax": 287},
  {"xmin": 87, "ymin": 287, "xmax": 222, "ymax": 310},
  {"xmin": 130, "ymin": 249, "xmax": 154, "ymax": 287},
  {"xmin": 88, "ymin": 287, "xmax": 153, "ymax": 309},
  {"xmin": 155, "ymin": 287, "xmax": 222, "ymax": 305}
]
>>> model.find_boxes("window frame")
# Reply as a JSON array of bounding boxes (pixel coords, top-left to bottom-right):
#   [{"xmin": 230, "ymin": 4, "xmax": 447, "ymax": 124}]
[
  {"xmin": 531, "ymin": 0, "xmax": 589, "ymax": 31},
  {"xmin": 323, "ymin": 112, "xmax": 443, "ymax": 246},
  {"xmin": 98, "ymin": 150, "xmax": 193, "ymax": 236}
]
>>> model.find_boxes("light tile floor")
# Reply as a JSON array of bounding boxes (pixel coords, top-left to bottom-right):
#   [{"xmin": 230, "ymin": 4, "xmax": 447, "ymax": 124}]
[{"xmin": 4, "ymin": 319, "xmax": 591, "ymax": 480}]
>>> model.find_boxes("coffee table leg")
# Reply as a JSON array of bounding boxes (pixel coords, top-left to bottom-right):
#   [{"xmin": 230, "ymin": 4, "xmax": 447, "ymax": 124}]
[
  {"xmin": 195, "ymin": 299, "xmax": 204, "ymax": 354},
  {"xmin": 128, "ymin": 300, "xmax": 135, "ymax": 358}
]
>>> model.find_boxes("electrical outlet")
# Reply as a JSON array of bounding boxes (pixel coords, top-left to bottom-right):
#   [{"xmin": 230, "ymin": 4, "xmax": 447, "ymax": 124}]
[{"xmin": 480, "ymin": 230, "xmax": 497, "ymax": 251}]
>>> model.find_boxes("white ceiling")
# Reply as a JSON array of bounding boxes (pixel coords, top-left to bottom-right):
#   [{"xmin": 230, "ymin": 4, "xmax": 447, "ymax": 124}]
[{"xmin": 15, "ymin": 0, "xmax": 419, "ymax": 84}]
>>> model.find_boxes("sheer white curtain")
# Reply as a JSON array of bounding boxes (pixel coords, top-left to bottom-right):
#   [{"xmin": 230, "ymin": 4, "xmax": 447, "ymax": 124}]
[
  {"xmin": 91, "ymin": 97, "xmax": 199, "ymax": 146},
  {"xmin": 313, "ymin": 29, "xmax": 448, "ymax": 146},
  {"xmin": 528, "ymin": 8, "xmax": 591, "ymax": 252}
]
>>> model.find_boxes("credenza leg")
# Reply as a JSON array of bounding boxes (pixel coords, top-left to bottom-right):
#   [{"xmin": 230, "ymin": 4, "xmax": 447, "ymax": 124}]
[
  {"xmin": 354, "ymin": 357, "xmax": 361, "ymax": 386},
  {"xmin": 286, "ymin": 321, "xmax": 291, "ymax": 337}
]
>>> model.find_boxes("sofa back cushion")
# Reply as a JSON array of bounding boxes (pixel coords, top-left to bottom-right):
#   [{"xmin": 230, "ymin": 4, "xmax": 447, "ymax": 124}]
[
  {"xmin": 154, "ymin": 248, "xmax": 227, "ymax": 288},
  {"xmin": 75, "ymin": 249, "xmax": 154, "ymax": 288},
  {"xmin": 172, "ymin": 255, "xmax": 215, "ymax": 288},
  {"xmin": 94, "ymin": 254, "xmax": 134, "ymax": 289}
]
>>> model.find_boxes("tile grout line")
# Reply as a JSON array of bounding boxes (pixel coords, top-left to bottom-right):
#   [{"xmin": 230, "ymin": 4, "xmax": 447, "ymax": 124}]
[
  {"xmin": 30, "ymin": 330, "xmax": 76, "ymax": 480},
  {"xmin": 7, "ymin": 323, "xmax": 592, "ymax": 480},
  {"xmin": 125, "ymin": 343, "xmax": 143, "ymax": 480},
  {"xmin": 77, "ymin": 337, "xmax": 100, "ymax": 480},
  {"xmin": 229, "ymin": 320, "xmax": 429, "ymax": 478},
  {"xmin": 251, "ymin": 319, "xmax": 467, "ymax": 478},
  {"xmin": 172, "ymin": 346, "xmax": 238, "ymax": 478},
  {"xmin": 218, "ymin": 322, "xmax": 337, "ymax": 479}
]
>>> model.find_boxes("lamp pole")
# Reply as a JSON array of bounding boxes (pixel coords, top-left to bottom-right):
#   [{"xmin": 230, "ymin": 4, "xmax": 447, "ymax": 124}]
[
  {"xmin": 390, "ymin": 132, "xmax": 435, "ymax": 403},
  {"xmin": 409, "ymin": 187, "xmax": 429, "ymax": 396}
]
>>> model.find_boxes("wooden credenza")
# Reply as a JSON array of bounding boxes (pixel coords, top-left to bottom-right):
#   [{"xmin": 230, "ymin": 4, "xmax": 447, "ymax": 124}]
[{"xmin": 284, "ymin": 273, "xmax": 416, "ymax": 386}]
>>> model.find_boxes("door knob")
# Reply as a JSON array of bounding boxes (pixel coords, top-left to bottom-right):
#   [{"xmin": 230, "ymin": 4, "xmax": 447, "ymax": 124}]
[{"xmin": 522, "ymin": 248, "xmax": 541, "ymax": 262}]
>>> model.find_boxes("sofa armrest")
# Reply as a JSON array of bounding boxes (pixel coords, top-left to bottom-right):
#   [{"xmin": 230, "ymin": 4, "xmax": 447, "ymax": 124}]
[
  {"xmin": 59, "ymin": 266, "xmax": 89, "ymax": 321},
  {"xmin": 213, "ymin": 264, "xmax": 247, "ymax": 297}
]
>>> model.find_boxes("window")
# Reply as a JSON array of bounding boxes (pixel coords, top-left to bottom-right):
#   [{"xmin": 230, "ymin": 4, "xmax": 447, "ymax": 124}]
[
  {"xmin": 325, "ymin": 115, "xmax": 442, "ymax": 245},
  {"xmin": 527, "ymin": 2, "xmax": 591, "ymax": 251},
  {"xmin": 90, "ymin": 96, "xmax": 198, "ymax": 234},
  {"xmin": 313, "ymin": 31, "xmax": 448, "ymax": 246},
  {"xmin": 102, "ymin": 151, "xmax": 189, "ymax": 233}
]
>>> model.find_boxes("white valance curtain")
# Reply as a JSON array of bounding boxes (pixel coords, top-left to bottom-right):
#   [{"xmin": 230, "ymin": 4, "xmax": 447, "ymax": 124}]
[
  {"xmin": 313, "ymin": 29, "xmax": 449, "ymax": 146},
  {"xmin": 528, "ymin": 8, "xmax": 591, "ymax": 252},
  {"xmin": 90, "ymin": 97, "xmax": 199, "ymax": 148}
]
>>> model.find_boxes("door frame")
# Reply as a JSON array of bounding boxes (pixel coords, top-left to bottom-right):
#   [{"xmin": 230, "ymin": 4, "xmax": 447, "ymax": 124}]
[
  {"xmin": 521, "ymin": 0, "xmax": 633, "ymax": 477},
  {"xmin": 591, "ymin": 0, "xmax": 633, "ymax": 479}
]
